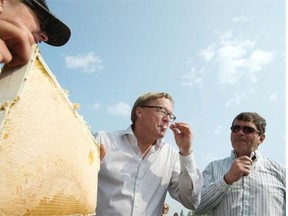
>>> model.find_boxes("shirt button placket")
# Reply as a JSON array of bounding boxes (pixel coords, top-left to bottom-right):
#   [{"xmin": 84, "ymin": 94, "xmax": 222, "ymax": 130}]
[
  {"xmin": 242, "ymin": 177, "xmax": 250, "ymax": 215},
  {"xmin": 132, "ymin": 160, "xmax": 142, "ymax": 216}
]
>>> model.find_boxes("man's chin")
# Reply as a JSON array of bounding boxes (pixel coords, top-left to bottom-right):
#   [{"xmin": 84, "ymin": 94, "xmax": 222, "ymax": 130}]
[{"xmin": 159, "ymin": 130, "xmax": 166, "ymax": 138}]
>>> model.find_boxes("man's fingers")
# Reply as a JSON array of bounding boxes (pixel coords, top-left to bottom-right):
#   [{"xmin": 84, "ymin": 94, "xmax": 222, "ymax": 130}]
[
  {"xmin": 0, "ymin": 39, "xmax": 13, "ymax": 64},
  {"xmin": 99, "ymin": 144, "xmax": 106, "ymax": 162},
  {"xmin": 0, "ymin": 19, "xmax": 34, "ymax": 67}
]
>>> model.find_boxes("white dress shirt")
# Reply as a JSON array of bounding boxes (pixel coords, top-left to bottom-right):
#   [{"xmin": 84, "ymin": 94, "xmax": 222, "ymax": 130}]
[
  {"xmin": 194, "ymin": 150, "xmax": 286, "ymax": 216},
  {"xmin": 94, "ymin": 126, "xmax": 203, "ymax": 216}
]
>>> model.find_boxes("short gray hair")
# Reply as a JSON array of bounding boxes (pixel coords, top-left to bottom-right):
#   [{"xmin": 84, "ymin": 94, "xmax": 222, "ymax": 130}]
[{"xmin": 131, "ymin": 92, "xmax": 174, "ymax": 124}]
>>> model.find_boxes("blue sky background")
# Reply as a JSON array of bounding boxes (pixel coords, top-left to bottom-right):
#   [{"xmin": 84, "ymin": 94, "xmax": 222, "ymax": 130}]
[{"xmin": 39, "ymin": 0, "xmax": 285, "ymax": 215}]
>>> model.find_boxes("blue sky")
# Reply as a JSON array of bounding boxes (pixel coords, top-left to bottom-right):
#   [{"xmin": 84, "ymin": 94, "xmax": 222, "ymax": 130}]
[{"xmin": 39, "ymin": 0, "xmax": 285, "ymax": 215}]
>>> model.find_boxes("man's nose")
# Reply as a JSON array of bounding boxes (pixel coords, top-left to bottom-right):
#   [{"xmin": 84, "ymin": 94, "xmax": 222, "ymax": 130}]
[
  {"xmin": 236, "ymin": 128, "xmax": 245, "ymax": 135},
  {"xmin": 162, "ymin": 115, "xmax": 170, "ymax": 124}
]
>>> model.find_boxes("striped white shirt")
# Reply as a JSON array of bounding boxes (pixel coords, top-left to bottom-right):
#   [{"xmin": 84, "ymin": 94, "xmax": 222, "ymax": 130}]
[
  {"xmin": 94, "ymin": 126, "xmax": 203, "ymax": 216},
  {"xmin": 194, "ymin": 151, "xmax": 286, "ymax": 216}
]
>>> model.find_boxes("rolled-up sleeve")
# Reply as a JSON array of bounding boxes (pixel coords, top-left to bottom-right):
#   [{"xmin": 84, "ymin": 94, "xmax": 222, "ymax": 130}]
[{"xmin": 169, "ymin": 152, "xmax": 203, "ymax": 210}]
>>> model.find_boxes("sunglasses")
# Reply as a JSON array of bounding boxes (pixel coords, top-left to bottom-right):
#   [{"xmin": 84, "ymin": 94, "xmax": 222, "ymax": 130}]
[
  {"xmin": 230, "ymin": 125, "xmax": 260, "ymax": 135},
  {"xmin": 22, "ymin": 0, "xmax": 49, "ymax": 31}
]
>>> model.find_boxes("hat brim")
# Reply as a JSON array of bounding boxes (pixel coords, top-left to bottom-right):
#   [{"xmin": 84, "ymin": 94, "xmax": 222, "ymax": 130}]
[{"xmin": 28, "ymin": 0, "xmax": 71, "ymax": 46}]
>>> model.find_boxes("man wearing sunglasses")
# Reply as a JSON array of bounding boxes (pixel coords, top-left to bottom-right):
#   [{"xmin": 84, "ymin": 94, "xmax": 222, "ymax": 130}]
[
  {"xmin": 0, "ymin": 0, "xmax": 70, "ymax": 67},
  {"xmin": 194, "ymin": 112, "xmax": 286, "ymax": 216},
  {"xmin": 95, "ymin": 92, "xmax": 202, "ymax": 215}
]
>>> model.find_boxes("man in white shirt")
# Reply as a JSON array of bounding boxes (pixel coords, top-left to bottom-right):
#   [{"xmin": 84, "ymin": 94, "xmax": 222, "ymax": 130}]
[
  {"xmin": 194, "ymin": 112, "xmax": 286, "ymax": 216},
  {"xmin": 95, "ymin": 92, "xmax": 203, "ymax": 215}
]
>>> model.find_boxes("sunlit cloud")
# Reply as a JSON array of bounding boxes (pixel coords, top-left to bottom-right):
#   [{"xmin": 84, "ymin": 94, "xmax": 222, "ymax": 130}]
[
  {"xmin": 225, "ymin": 93, "xmax": 246, "ymax": 106},
  {"xmin": 269, "ymin": 93, "xmax": 278, "ymax": 102},
  {"xmin": 246, "ymin": 49, "xmax": 273, "ymax": 82},
  {"xmin": 65, "ymin": 51, "xmax": 103, "ymax": 73},
  {"xmin": 181, "ymin": 67, "xmax": 204, "ymax": 87},
  {"xmin": 199, "ymin": 31, "xmax": 273, "ymax": 85},
  {"xmin": 232, "ymin": 15, "xmax": 252, "ymax": 23},
  {"xmin": 92, "ymin": 103, "xmax": 101, "ymax": 110},
  {"xmin": 213, "ymin": 125, "xmax": 224, "ymax": 134},
  {"xmin": 198, "ymin": 44, "xmax": 216, "ymax": 62},
  {"xmin": 248, "ymin": 88, "xmax": 257, "ymax": 95},
  {"xmin": 107, "ymin": 102, "xmax": 131, "ymax": 117}
]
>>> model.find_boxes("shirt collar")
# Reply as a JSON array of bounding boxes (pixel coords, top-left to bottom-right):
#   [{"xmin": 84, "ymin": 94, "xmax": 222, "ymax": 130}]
[
  {"xmin": 119, "ymin": 125, "xmax": 134, "ymax": 136},
  {"xmin": 231, "ymin": 149, "xmax": 261, "ymax": 161},
  {"xmin": 120, "ymin": 125, "xmax": 165, "ymax": 148}
]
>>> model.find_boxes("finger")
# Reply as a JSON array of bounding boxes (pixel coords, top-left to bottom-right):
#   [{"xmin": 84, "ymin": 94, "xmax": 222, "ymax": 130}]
[
  {"xmin": 0, "ymin": 40, "xmax": 13, "ymax": 64},
  {"xmin": 6, "ymin": 47, "xmax": 32, "ymax": 67},
  {"xmin": 172, "ymin": 122, "xmax": 192, "ymax": 135},
  {"xmin": 238, "ymin": 156, "xmax": 253, "ymax": 165},
  {"xmin": 244, "ymin": 164, "xmax": 250, "ymax": 170},
  {"xmin": 99, "ymin": 144, "xmax": 106, "ymax": 162},
  {"xmin": 243, "ymin": 170, "xmax": 250, "ymax": 176},
  {"xmin": 169, "ymin": 124, "xmax": 181, "ymax": 134},
  {"xmin": 0, "ymin": 20, "xmax": 34, "ymax": 67}
]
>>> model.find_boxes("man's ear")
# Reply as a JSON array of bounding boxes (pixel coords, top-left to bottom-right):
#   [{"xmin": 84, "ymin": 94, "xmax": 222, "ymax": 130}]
[
  {"xmin": 258, "ymin": 134, "xmax": 266, "ymax": 145},
  {"xmin": 135, "ymin": 107, "xmax": 142, "ymax": 118}
]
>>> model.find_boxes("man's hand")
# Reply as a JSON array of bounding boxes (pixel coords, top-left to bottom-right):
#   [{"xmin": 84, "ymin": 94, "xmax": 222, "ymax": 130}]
[
  {"xmin": 99, "ymin": 144, "xmax": 106, "ymax": 163},
  {"xmin": 0, "ymin": 18, "xmax": 35, "ymax": 67},
  {"xmin": 224, "ymin": 156, "xmax": 253, "ymax": 184},
  {"xmin": 170, "ymin": 122, "xmax": 193, "ymax": 156}
]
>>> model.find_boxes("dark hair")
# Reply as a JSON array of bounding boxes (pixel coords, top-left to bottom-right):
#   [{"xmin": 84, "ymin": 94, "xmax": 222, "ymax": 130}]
[
  {"xmin": 130, "ymin": 92, "xmax": 174, "ymax": 124},
  {"xmin": 232, "ymin": 112, "xmax": 266, "ymax": 135}
]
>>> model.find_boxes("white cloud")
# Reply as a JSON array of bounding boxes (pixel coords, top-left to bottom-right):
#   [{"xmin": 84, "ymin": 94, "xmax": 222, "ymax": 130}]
[
  {"xmin": 92, "ymin": 103, "xmax": 101, "ymax": 110},
  {"xmin": 232, "ymin": 16, "xmax": 252, "ymax": 23},
  {"xmin": 65, "ymin": 52, "xmax": 103, "ymax": 73},
  {"xmin": 199, "ymin": 32, "xmax": 273, "ymax": 85},
  {"xmin": 248, "ymin": 88, "xmax": 257, "ymax": 95},
  {"xmin": 269, "ymin": 93, "xmax": 278, "ymax": 102},
  {"xmin": 181, "ymin": 67, "xmax": 204, "ymax": 87},
  {"xmin": 213, "ymin": 125, "xmax": 224, "ymax": 134},
  {"xmin": 107, "ymin": 102, "xmax": 131, "ymax": 117},
  {"xmin": 217, "ymin": 37, "xmax": 254, "ymax": 84},
  {"xmin": 225, "ymin": 93, "xmax": 246, "ymax": 106},
  {"xmin": 219, "ymin": 31, "xmax": 233, "ymax": 41},
  {"xmin": 248, "ymin": 49, "xmax": 273, "ymax": 71},
  {"xmin": 198, "ymin": 44, "xmax": 216, "ymax": 62}
]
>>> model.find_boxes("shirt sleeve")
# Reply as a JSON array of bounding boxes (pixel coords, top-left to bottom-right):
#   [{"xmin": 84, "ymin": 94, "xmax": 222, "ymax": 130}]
[
  {"xmin": 193, "ymin": 162, "xmax": 231, "ymax": 214},
  {"xmin": 168, "ymin": 152, "xmax": 203, "ymax": 210}
]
